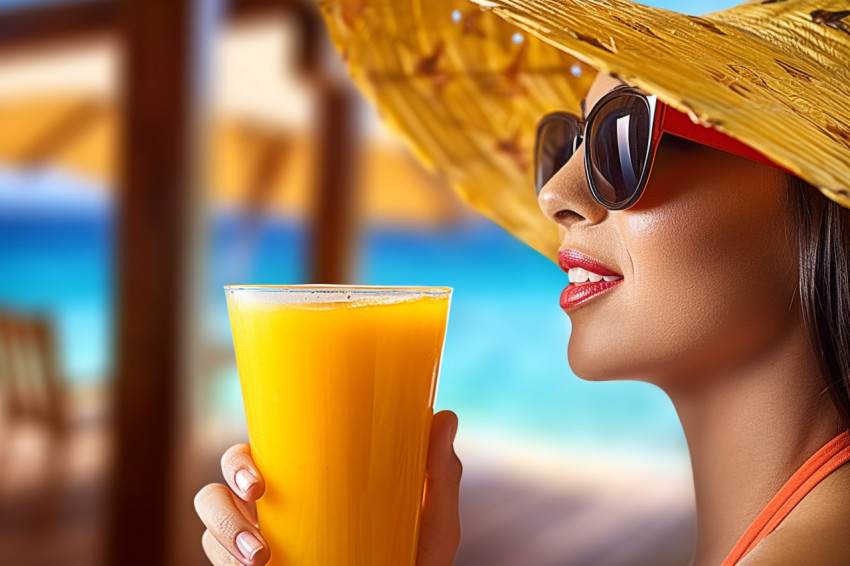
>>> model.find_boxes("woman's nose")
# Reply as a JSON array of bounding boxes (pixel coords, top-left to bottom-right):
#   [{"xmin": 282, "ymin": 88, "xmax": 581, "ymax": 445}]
[{"xmin": 537, "ymin": 147, "xmax": 608, "ymax": 229}]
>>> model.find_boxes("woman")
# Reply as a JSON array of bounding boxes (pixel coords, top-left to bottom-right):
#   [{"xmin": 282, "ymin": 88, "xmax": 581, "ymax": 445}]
[{"xmin": 194, "ymin": 0, "xmax": 850, "ymax": 564}]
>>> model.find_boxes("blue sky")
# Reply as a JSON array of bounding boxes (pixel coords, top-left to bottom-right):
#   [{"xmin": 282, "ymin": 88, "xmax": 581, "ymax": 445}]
[{"xmin": 643, "ymin": 0, "xmax": 744, "ymax": 13}]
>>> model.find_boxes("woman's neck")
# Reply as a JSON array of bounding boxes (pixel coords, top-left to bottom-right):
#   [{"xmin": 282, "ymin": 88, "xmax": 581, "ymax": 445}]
[{"xmin": 661, "ymin": 317, "xmax": 845, "ymax": 566}]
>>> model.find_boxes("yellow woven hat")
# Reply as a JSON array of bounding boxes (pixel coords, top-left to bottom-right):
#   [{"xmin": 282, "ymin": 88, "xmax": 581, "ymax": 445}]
[{"xmin": 317, "ymin": 0, "xmax": 850, "ymax": 260}]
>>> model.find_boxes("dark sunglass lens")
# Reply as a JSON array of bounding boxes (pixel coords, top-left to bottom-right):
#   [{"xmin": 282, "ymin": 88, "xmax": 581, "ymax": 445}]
[
  {"xmin": 535, "ymin": 115, "xmax": 581, "ymax": 195},
  {"xmin": 587, "ymin": 94, "xmax": 650, "ymax": 206}
]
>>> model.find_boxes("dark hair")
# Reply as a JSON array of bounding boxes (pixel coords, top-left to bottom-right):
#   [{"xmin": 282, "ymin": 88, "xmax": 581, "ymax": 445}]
[{"xmin": 787, "ymin": 173, "xmax": 850, "ymax": 431}]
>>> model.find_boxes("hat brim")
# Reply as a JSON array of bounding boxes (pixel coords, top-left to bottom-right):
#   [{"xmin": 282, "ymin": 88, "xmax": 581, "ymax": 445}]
[{"xmin": 320, "ymin": 0, "xmax": 850, "ymax": 260}]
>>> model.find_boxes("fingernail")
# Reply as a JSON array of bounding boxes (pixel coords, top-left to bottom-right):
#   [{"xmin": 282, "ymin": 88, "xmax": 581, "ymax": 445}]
[
  {"xmin": 236, "ymin": 531, "xmax": 263, "ymax": 561},
  {"xmin": 235, "ymin": 469, "xmax": 258, "ymax": 494},
  {"xmin": 450, "ymin": 420, "xmax": 458, "ymax": 443}
]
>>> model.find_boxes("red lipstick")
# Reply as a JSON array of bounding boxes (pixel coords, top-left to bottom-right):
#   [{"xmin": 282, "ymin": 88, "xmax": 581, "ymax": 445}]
[
  {"xmin": 558, "ymin": 249, "xmax": 624, "ymax": 312},
  {"xmin": 558, "ymin": 249, "xmax": 622, "ymax": 277}
]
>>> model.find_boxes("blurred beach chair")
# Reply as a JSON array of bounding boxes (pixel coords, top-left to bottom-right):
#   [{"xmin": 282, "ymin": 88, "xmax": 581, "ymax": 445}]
[{"xmin": 0, "ymin": 310, "xmax": 68, "ymax": 530}]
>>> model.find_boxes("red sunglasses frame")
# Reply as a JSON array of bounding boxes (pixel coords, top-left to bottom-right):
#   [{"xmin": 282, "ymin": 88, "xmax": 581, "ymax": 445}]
[{"xmin": 535, "ymin": 85, "xmax": 791, "ymax": 210}]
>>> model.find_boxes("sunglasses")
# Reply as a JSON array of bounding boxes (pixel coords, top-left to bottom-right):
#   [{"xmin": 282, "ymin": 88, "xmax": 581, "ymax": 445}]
[{"xmin": 534, "ymin": 85, "xmax": 788, "ymax": 210}]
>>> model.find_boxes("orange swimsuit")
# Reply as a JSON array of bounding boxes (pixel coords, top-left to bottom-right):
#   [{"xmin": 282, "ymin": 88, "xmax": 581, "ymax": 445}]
[{"xmin": 720, "ymin": 430, "xmax": 850, "ymax": 565}]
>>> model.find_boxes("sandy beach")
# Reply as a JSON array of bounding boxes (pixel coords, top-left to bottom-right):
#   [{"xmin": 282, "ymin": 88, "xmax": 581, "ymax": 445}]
[{"xmin": 454, "ymin": 432, "xmax": 695, "ymax": 566}]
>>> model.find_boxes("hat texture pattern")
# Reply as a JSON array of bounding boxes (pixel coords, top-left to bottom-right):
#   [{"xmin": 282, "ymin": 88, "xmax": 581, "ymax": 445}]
[{"xmin": 320, "ymin": 0, "xmax": 597, "ymax": 258}]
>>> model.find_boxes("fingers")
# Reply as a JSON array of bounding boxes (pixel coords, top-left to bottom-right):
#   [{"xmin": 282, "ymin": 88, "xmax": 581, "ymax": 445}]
[
  {"xmin": 194, "ymin": 483, "xmax": 270, "ymax": 566},
  {"xmin": 417, "ymin": 410, "xmax": 463, "ymax": 566},
  {"xmin": 202, "ymin": 530, "xmax": 250, "ymax": 566},
  {"xmin": 426, "ymin": 411, "xmax": 462, "ymax": 485},
  {"xmin": 221, "ymin": 443, "xmax": 265, "ymax": 502}
]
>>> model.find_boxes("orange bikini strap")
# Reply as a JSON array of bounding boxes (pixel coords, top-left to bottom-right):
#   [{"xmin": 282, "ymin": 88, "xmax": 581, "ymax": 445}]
[{"xmin": 721, "ymin": 430, "xmax": 850, "ymax": 566}]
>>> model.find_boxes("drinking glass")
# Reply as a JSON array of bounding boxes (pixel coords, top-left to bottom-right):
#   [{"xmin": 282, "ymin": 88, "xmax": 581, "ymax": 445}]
[{"xmin": 225, "ymin": 285, "xmax": 453, "ymax": 566}]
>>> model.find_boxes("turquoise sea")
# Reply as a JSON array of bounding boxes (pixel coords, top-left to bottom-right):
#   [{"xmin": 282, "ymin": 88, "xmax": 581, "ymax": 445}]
[{"xmin": 0, "ymin": 166, "xmax": 688, "ymax": 460}]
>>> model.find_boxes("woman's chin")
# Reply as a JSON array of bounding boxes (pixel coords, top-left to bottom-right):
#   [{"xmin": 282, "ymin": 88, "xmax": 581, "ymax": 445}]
[
  {"xmin": 566, "ymin": 351, "xmax": 622, "ymax": 382},
  {"xmin": 566, "ymin": 341, "xmax": 646, "ymax": 382}
]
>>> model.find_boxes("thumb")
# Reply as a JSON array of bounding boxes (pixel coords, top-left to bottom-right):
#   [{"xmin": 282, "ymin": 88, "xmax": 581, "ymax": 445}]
[{"xmin": 417, "ymin": 410, "xmax": 462, "ymax": 566}]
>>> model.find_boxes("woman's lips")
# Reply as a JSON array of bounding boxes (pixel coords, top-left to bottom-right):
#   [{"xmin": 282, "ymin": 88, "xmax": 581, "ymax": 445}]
[
  {"xmin": 558, "ymin": 249, "xmax": 622, "ymax": 277},
  {"xmin": 560, "ymin": 279, "xmax": 623, "ymax": 311},
  {"xmin": 558, "ymin": 248, "xmax": 624, "ymax": 312}
]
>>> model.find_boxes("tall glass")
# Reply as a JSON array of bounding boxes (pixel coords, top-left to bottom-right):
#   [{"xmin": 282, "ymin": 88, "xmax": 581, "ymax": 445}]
[{"xmin": 225, "ymin": 285, "xmax": 452, "ymax": 566}]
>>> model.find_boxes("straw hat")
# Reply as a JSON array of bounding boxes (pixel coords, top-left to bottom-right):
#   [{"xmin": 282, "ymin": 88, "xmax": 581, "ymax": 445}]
[{"xmin": 318, "ymin": 0, "xmax": 850, "ymax": 260}]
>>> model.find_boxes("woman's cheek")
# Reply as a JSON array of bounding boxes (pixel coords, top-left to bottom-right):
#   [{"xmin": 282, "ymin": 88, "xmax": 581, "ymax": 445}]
[
  {"xmin": 612, "ymin": 172, "xmax": 794, "ymax": 381},
  {"xmin": 616, "ymin": 208, "xmax": 728, "ymax": 368}
]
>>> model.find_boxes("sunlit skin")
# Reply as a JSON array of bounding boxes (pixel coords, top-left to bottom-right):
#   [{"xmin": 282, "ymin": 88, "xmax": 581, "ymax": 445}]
[
  {"xmin": 541, "ymin": 73, "xmax": 850, "ymax": 566},
  {"xmin": 193, "ymin": 72, "xmax": 850, "ymax": 566}
]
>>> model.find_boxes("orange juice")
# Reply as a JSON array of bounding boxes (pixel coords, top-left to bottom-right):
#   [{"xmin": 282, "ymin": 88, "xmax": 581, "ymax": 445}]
[{"xmin": 225, "ymin": 286, "xmax": 452, "ymax": 566}]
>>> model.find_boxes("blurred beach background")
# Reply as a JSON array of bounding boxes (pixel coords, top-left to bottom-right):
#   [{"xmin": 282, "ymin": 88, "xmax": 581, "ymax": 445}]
[{"xmin": 0, "ymin": 0, "xmax": 741, "ymax": 565}]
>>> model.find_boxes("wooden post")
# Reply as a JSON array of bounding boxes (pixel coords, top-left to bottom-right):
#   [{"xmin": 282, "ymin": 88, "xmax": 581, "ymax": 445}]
[
  {"xmin": 308, "ymin": 78, "xmax": 359, "ymax": 284},
  {"xmin": 296, "ymin": 2, "xmax": 359, "ymax": 285},
  {"xmin": 105, "ymin": 1, "xmax": 218, "ymax": 565}
]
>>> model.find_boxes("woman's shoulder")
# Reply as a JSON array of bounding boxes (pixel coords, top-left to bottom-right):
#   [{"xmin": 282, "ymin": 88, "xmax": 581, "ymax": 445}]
[{"xmin": 737, "ymin": 462, "xmax": 850, "ymax": 566}]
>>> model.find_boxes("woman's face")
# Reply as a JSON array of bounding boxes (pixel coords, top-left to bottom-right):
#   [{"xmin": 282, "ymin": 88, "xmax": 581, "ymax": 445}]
[{"xmin": 539, "ymin": 72, "xmax": 798, "ymax": 386}]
